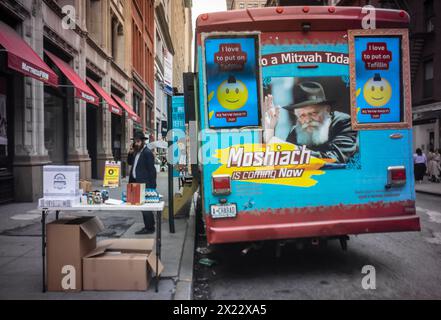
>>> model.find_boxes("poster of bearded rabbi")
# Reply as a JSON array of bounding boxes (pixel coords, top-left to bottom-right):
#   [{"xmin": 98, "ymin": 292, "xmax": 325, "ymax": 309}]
[{"xmin": 263, "ymin": 77, "xmax": 359, "ymax": 164}]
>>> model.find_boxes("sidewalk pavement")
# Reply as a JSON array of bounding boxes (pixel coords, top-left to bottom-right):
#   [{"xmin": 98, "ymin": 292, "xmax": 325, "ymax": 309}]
[
  {"xmin": 0, "ymin": 172, "xmax": 195, "ymax": 300},
  {"xmin": 415, "ymin": 177, "xmax": 441, "ymax": 197}
]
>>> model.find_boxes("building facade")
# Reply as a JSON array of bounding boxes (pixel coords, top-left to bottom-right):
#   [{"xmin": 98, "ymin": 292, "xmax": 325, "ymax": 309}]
[
  {"xmin": 154, "ymin": 0, "xmax": 174, "ymax": 141},
  {"xmin": 131, "ymin": 0, "xmax": 155, "ymax": 143},
  {"xmin": 265, "ymin": 0, "xmax": 441, "ymax": 152},
  {"xmin": 171, "ymin": 0, "xmax": 192, "ymax": 94},
  {"xmin": 84, "ymin": 0, "xmax": 133, "ymax": 181},
  {"xmin": 335, "ymin": 0, "xmax": 441, "ymax": 153},
  {"xmin": 0, "ymin": 0, "xmax": 143, "ymax": 202},
  {"xmin": 227, "ymin": 0, "xmax": 267, "ymax": 10}
]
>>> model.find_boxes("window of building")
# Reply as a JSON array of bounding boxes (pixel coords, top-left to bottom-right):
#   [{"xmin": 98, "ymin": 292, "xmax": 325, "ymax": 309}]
[
  {"xmin": 132, "ymin": 19, "xmax": 143, "ymax": 77},
  {"xmin": 423, "ymin": 59, "xmax": 434, "ymax": 98},
  {"xmin": 133, "ymin": 92, "xmax": 142, "ymax": 116},
  {"xmin": 146, "ymin": 104, "xmax": 152, "ymax": 129},
  {"xmin": 111, "ymin": 16, "xmax": 124, "ymax": 65},
  {"xmin": 86, "ymin": 0, "xmax": 103, "ymax": 45},
  {"xmin": 378, "ymin": 0, "xmax": 398, "ymax": 9},
  {"xmin": 146, "ymin": 46, "xmax": 154, "ymax": 89},
  {"xmin": 156, "ymin": 31, "xmax": 164, "ymax": 69},
  {"xmin": 425, "ymin": 0, "xmax": 435, "ymax": 33},
  {"xmin": 239, "ymin": 2, "xmax": 244, "ymax": 9},
  {"xmin": 149, "ymin": 1, "xmax": 154, "ymax": 33}
]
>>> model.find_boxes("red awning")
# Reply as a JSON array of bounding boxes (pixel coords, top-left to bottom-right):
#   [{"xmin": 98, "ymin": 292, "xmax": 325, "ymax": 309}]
[
  {"xmin": 111, "ymin": 94, "xmax": 141, "ymax": 123},
  {"xmin": 86, "ymin": 78, "xmax": 123, "ymax": 116},
  {"xmin": 0, "ymin": 21, "xmax": 58, "ymax": 86},
  {"xmin": 44, "ymin": 50, "xmax": 99, "ymax": 106}
]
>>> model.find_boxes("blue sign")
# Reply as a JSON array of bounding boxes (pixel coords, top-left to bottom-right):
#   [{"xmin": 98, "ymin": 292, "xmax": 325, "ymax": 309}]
[
  {"xmin": 354, "ymin": 36, "xmax": 402, "ymax": 123},
  {"xmin": 204, "ymin": 35, "xmax": 261, "ymax": 128},
  {"xmin": 172, "ymin": 96, "xmax": 185, "ymax": 133},
  {"xmin": 172, "ymin": 96, "xmax": 186, "ymax": 177}
]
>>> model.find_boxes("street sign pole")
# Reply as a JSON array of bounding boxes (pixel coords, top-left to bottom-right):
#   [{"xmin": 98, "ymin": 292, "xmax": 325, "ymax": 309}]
[{"xmin": 167, "ymin": 95, "xmax": 175, "ymax": 234}]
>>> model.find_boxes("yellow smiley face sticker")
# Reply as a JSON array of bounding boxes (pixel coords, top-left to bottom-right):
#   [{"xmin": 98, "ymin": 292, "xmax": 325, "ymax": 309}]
[
  {"xmin": 363, "ymin": 74, "xmax": 392, "ymax": 107},
  {"xmin": 217, "ymin": 76, "xmax": 248, "ymax": 110}
]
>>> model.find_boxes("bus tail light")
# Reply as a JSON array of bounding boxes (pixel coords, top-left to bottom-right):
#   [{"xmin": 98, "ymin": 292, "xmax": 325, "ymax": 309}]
[
  {"xmin": 387, "ymin": 166, "xmax": 406, "ymax": 188},
  {"xmin": 212, "ymin": 174, "xmax": 231, "ymax": 195}
]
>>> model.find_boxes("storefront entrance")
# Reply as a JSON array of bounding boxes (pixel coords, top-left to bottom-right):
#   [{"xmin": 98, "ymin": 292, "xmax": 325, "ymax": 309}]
[
  {"xmin": 413, "ymin": 115, "xmax": 440, "ymax": 153},
  {"xmin": 111, "ymin": 112, "xmax": 122, "ymax": 162},
  {"xmin": 87, "ymin": 104, "xmax": 98, "ymax": 179},
  {"xmin": 0, "ymin": 74, "xmax": 13, "ymax": 203},
  {"xmin": 44, "ymin": 88, "xmax": 67, "ymax": 165}
]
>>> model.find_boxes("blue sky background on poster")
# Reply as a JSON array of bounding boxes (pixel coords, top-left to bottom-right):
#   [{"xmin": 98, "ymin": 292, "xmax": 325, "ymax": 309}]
[
  {"xmin": 355, "ymin": 37, "xmax": 401, "ymax": 123},
  {"xmin": 205, "ymin": 37, "xmax": 260, "ymax": 128}
]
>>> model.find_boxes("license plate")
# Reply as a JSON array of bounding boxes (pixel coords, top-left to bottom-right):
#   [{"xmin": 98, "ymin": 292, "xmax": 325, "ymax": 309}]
[{"xmin": 210, "ymin": 203, "xmax": 237, "ymax": 219}]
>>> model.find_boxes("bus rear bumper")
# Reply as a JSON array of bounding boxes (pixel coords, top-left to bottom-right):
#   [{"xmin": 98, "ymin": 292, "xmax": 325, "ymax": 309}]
[{"xmin": 206, "ymin": 215, "xmax": 421, "ymax": 244}]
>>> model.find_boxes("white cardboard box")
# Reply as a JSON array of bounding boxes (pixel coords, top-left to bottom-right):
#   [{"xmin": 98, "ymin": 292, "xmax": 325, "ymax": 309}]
[{"xmin": 43, "ymin": 165, "xmax": 80, "ymax": 198}]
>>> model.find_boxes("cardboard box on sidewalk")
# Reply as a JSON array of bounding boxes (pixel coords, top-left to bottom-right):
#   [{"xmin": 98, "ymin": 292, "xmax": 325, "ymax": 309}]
[
  {"xmin": 82, "ymin": 239, "xmax": 163, "ymax": 291},
  {"xmin": 47, "ymin": 216, "xmax": 105, "ymax": 292}
]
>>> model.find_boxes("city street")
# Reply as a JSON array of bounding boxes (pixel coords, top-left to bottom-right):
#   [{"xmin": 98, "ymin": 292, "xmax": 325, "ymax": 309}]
[
  {"xmin": 194, "ymin": 193, "xmax": 441, "ymax": 300},
  {"xmin": 1, "ymin": 0, "xmax": 440, "ymax": 305}
]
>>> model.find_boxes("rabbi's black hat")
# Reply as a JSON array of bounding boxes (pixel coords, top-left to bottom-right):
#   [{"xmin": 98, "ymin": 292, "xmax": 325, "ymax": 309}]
[{"xmin": 283, "ymin": 81, "xmax": 334, "ymax": 111}]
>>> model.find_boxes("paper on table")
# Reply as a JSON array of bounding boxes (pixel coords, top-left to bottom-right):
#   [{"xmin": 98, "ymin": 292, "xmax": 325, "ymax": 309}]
[{"xmin": 105, "ymin": 199, "xmax": 124, "ymax": 205}]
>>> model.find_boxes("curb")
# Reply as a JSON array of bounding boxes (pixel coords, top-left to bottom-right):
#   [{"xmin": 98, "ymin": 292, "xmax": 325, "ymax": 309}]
[
  {"xmin": 416, "ymin": 189, "xmax": 441, "ymax": 197},
  {"xmin": 173, "ymin": 193, "xmax": 196, "ymax": 300}
]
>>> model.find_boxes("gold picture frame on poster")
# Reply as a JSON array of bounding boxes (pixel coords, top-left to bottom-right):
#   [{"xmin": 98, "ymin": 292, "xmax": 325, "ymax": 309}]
[{"xmin": 348, "ymin": 29, "xmax": 412, "ymax": 130}]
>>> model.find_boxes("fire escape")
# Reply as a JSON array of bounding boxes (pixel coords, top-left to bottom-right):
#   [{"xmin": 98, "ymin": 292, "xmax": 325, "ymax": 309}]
[
  {"xmin": 410, "ymin": 34, "xmax": 427, "ymax": 84},
  {"xmin": 381, "ymin": 1, "xmax": 420, "ymax": 83}
]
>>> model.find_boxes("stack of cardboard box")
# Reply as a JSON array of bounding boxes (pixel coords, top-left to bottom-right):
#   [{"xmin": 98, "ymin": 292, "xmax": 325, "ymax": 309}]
[{"xmin": 47, "ymin": 216, "xmax": 162, "ymax": 292}]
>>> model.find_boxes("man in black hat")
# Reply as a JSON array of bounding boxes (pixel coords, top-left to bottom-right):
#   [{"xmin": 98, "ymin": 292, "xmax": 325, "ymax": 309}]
[
  {"xmin": 263, "ymin": 81, "xmax": 358, "ymax": 164},
  {"xmin": 128, "ymin": 132, "xmax": 157, "ymax": 234}
]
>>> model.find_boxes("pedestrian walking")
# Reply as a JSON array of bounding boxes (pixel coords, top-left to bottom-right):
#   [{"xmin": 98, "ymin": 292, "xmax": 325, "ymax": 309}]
[
  {"xmin": 413, "ymin": 148, "xmax": 427, "ymax": 183},
  {"xmin": 427, "ymin": 148, "xmax": 441, "ymax": 183},
  {"xmin": 128, "ymin": 132, "xmax": 157, "ymax": 234}
]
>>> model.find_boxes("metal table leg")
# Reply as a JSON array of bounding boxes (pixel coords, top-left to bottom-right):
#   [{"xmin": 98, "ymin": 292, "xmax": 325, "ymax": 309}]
[
  {"xmin": 41, "ymin": 209, "xmax": 48, "ymax": 293},
  {"xmin": 155, "ymin": 210, "xmax": 162, "ymax": 293}
]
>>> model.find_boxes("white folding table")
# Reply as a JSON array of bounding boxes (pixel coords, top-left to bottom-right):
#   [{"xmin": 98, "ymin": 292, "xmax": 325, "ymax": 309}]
[{"xmin": 38, "ymin": 202, "xmax": 165, "ymax": 293}]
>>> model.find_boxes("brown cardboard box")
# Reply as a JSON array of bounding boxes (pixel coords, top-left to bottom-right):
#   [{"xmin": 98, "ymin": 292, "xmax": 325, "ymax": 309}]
[
  {"xmin": 47, "ymin": 216, "xmax": 105, "ymax": 291},
  {"xmin": 82, "ymin": 239, "xmax": 163, "ymax": 291},
  {"xmin": 126, "ymin": 183, "xmax": 145, "ymax": 205},
  {"xmin": 79, "ymin": 180, "xmax": 92, "ymax": 193}
]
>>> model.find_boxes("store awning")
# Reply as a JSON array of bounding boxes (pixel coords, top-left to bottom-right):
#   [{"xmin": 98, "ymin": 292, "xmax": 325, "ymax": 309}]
[
  {"xmin": 44, "ymin": 50, "xmax": 99, "ymax": 105},
  {"xmin": 86, "ymin": 78, "xmax": 123, "ymax": 116},
  {"xmin": 111, "ymin": 94, "xmax": 141, "ymax": 123},
  {"xmin": 0, "ymin": 21, "xmax": 58, "ymax": 86}
]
